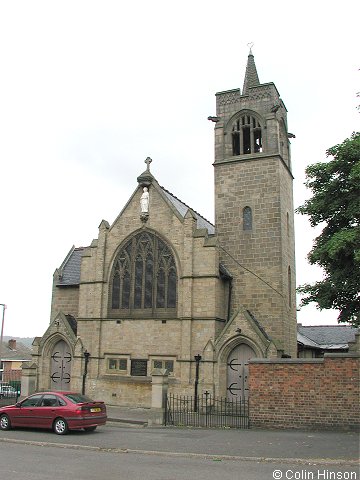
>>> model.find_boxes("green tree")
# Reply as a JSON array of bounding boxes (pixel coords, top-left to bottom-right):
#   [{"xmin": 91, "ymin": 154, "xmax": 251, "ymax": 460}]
[{"xmin": 296, "ymin": 132, "xmax": 360, "ymax": 327}]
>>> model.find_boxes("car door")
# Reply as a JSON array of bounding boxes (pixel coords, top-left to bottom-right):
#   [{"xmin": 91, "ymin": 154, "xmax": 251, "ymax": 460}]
[
  {"xmin": 11, "ymin": 394, "xmax": 43, "ymax": 427},
  {"xmin": 37, "ymin": 394, "xmax": 62, "ymax": 428}
]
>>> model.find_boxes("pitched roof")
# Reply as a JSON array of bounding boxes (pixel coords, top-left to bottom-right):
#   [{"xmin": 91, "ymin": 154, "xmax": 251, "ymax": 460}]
[
  {"xmin": 1, "ymin": 341, "xmax": 32, "ymax": 362},
  {"xmin": 56, "ymin": 179, "xmax": 215, "ymax": 286},
  {"xmin": 57, "ymin": 247, "xmax": 85, "ymax": 286},
  {"xmin": 246, "ymin": 309, "xmax": 272, "ymax": 342},
  {"xmin": 161, "ymin": 186, "xmax": 215, "ymax": 234},
  {"xmin": 297, "ymin": 325, "xmax": 359, "ymax": 350},
  {"xmin": 66, "ymin": 314, "xmax": 78, "ymax": 335}
]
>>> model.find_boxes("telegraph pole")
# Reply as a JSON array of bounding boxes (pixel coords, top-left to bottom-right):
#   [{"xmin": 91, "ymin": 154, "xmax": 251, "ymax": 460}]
[{"xmin": 0, "ymin": 304, "xmax": 6, "ymax": 381}]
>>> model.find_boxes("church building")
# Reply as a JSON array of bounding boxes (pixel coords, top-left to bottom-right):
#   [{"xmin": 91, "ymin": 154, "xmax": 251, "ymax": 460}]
[{"xmin": 31, "ymin": 50, "xmax": 297, "ymax": 406}]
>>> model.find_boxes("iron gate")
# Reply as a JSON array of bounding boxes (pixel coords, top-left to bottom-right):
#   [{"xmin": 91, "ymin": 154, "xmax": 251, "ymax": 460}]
[{"xmin": 165, "ymin": 393, "xmax": 249, "ymax": 428}]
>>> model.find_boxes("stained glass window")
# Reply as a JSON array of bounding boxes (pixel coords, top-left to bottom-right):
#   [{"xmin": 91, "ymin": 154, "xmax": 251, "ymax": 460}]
[
  {"xmin": 112, "ymin": 272, "xmax": 120, "ymax": 309},
  {"xmin": 111, "ymin": 231, "xmax": 177, "ymax": 315}
]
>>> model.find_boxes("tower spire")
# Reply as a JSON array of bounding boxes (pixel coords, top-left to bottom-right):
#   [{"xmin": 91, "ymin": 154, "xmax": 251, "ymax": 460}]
[{"xmin": 242, "ymin": 45, "xmax": 260, "ymax": 95}]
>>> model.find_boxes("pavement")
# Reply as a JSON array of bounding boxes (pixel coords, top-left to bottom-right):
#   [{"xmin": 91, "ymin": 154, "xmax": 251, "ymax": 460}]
[
  {"xmin": 107, "ymin": 404, "xmax": 150, "ymax": 426},
  {"xmin": 106, "ymin": 405, "xmax": 360, "ymax": 465},
  {"xmin": 0, "ymin": 404, "xmax": 358, "ymax": 467}
]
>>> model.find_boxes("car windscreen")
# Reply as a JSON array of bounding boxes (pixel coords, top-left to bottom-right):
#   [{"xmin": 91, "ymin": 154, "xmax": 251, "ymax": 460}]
[{"xmin": 64, "ymin": 393, "xmax": 94, "ymax": 404}]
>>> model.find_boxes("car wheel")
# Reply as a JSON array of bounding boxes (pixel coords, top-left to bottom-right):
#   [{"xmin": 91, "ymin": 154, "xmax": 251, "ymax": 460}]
[
  {"xmin": 0, "ymin": 414, "xmax": 11, "ymax": 431},
  {"xmin": 84, "ymin": 426, "xmax": 97, "ymax": 432},
  {"xmin": 53, "ymin": 417, "xmax": 68, "ymax": 435}
]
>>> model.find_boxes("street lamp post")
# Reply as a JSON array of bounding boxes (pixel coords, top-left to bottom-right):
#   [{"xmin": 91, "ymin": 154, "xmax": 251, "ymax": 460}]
[
  {"xmin": 194, "ymin": 354, "xmax": 202, "ymax": 412},
  {"xmin": 0, "ymin": 304, "xmax": 6, "ymax": 382},
  {"xmin": 82, "ymin": 350, "xmax": 90, "ymax": 395}
]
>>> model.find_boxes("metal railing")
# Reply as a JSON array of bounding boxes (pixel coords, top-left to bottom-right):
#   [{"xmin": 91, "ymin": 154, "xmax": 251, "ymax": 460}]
[
  {"xmin": 165, "ymin": 392, "xmax": 249, "ymax": 429},
  {"xmin": 0, "ymin": 374, "xmax": 21, "ymax": 406}
]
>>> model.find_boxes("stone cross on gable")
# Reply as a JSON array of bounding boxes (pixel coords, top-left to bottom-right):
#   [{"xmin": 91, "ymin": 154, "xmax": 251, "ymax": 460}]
[{"xmin": 145, "ymin": 156, "xmax": 152, "ymax": 172}]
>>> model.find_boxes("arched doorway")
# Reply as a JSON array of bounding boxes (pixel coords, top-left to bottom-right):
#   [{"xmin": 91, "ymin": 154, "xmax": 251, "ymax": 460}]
[
  {"xmin": 50, "ymin": 340, "xmax": 72, "ymax": 391},
  {"xmin": 227, "ymin": 343, "xmax": 256, "ymax": 401}
]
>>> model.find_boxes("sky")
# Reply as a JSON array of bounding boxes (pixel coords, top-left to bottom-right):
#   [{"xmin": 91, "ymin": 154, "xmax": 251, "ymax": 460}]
[{"xmin": 0, "ymin": 0, "xmax": 359, "ymax": 338}]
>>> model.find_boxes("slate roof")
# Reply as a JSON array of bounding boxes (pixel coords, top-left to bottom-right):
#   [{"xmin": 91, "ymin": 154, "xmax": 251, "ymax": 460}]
[
  {"xmin": 246, "ymin": 309, "xmax": 272, "ymax": 342},
  {"xmin": 1, "ymin": 341, "xmax": 32, "ymax": 362},
  {"xmin": 56, "ymin": 183, "xmax": 215, "ymax": 287},
  {"xmin": 161, "ymin": 187, "xmax": 215, "ymax": 234},
  {"xmin": 297, "ymin": 325, "xmax": 359, "ymax": 350},
  {"xmin": 57, "ymin": 247, "xmax": 85, "ymax": 286},
  {"xmin": 66, "ymin": 314, "xmax": 78, "ymax": 335}
]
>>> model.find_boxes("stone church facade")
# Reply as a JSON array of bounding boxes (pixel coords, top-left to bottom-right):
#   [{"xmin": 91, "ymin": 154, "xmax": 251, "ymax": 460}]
[{"xmin": 31, "ymin": 50, "xmax": 297, "ymax": 407}]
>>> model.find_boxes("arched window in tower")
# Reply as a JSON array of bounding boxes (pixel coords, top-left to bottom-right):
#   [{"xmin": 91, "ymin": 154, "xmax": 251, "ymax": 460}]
[
  {"xmin": 243, "ymin": 206, "xmax": 253, "ymax": 231},
  {"xmin": 110, "ymin": 232, "xmax": 177, "ymax": 316},
  {"xmin": 232, "ymin": 114, "xmax": 262, "ymax": 156}
]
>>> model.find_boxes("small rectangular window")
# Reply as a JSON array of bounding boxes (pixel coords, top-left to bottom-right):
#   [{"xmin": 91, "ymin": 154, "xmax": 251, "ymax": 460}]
[
  {"xmin": 152, "ymin": 359, "xmax": 174, "ymax": 374},
  {"xmin": 107, "ymin": 357, "xmax": 128, "ymax": 373},
  {"xmin": 108, "ymin": 359, "xmax": 117, "ymax": 370},
  {"xmin": 153, "ymin": 360, "xmax": 162, "ymax": 369},
  {"xmin": 164, "ymin": 360, "xmax": 174, "ymax": 373},
  {"xmin": 119, "ymin": 359, "xmax": 127, "ymax": 370}
]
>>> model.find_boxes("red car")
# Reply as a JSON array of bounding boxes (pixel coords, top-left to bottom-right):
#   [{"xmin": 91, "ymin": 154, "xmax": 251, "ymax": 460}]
[{"xmin": 0, "ymin": 391, "xmax": 107, "ymax": 435}]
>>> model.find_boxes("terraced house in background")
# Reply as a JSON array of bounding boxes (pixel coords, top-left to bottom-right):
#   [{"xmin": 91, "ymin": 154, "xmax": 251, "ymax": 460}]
[
  {"xmin": 29, "ymin": 50, "xmax": 298, "ymax": 407},
  {"xmin": 0, "ymin": 339, "xmax": 32, "ymax": 399}
]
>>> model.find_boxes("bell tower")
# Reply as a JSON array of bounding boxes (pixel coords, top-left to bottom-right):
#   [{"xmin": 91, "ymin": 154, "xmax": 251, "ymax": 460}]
[{"xmin": 212, "ymin": 49, "xmax": 297, "ymax": 357}]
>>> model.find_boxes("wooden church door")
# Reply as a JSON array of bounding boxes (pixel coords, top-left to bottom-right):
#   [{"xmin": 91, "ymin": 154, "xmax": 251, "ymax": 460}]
[
  {"xmin": 227, "ymin": 343, "xmax": 256, "ymax": 401},
  {"xmin": 50, "ymin": 340, "xmax": 72, "ymax": 391}
]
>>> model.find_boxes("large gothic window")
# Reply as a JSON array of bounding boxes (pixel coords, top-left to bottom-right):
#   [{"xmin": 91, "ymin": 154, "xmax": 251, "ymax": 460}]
[
  {"xmin": 110, "ymin": 232, "xmax": 177, "ymax": 316},
  {"xmin": 232, "ymin": 114, "xmax": 262, "ymax": 156}
]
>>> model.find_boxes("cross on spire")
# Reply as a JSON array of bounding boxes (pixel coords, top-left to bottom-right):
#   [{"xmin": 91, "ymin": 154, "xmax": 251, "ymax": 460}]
[
  {"xmin": 247, "ymin": 42, "xmax": 254, "ymax": 54},
  {"xmin": 145, "ymin": 157, "xmax": 152, "ymax": 172}
]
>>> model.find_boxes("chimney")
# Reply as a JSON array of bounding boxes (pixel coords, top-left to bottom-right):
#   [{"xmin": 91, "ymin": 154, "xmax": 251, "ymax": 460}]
[{"xmin": 8, "ymin": 339, "xmax": 16, "ymax": 350}]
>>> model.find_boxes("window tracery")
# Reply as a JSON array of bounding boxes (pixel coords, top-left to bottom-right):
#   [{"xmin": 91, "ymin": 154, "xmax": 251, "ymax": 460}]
[
  {"xmin": 110, "ymin": 232, "xmax": 177, "ymax": 316},
  {"xmin": 231, "ymin": 114, "xmax": 262, "ymax": 156}
]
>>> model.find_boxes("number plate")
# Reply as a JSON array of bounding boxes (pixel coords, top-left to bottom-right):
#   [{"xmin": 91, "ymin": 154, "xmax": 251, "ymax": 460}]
[{"xmin": 90, "ymin": 407, "xmax": 101, "ymax": 412}]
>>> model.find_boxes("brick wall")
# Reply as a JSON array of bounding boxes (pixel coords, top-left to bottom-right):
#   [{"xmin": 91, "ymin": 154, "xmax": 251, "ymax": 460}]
[{"xmin": 249, "ymin": 354, "xmax": 360, "ymax": 430}]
